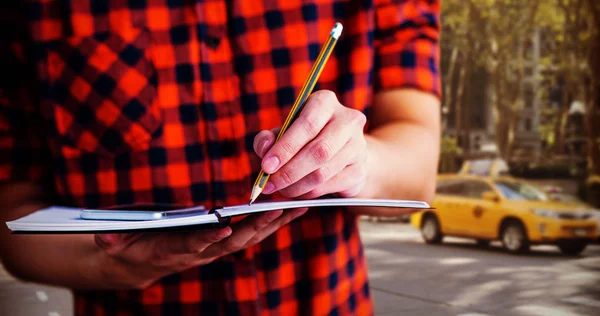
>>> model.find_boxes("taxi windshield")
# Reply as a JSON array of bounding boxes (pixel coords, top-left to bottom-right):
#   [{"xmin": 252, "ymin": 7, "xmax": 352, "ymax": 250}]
[{"xmin": 494, "ymin": 181, "xmax": 549, "ymax": 201}]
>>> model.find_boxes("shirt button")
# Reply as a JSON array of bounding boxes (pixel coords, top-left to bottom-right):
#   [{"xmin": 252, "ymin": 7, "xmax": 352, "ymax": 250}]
[{"xmin": 206, "ymin": 36, "xmax": 221, "ymax": 49}]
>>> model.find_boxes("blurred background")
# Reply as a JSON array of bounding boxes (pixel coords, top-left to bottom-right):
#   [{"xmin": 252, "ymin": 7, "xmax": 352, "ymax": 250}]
[
  {"xmin": 365, "ymin": 1, "xmax": 600, "ymax": 315},
  {"xmin": 2, "ymin": 1, "xmax": 600, "ymax": 316},
  {"xmin": 437, "ymin": 0, "xmax": 600, "ymax": 203}
]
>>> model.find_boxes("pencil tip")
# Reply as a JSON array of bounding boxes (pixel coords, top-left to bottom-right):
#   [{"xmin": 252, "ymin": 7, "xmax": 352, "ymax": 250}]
[{"xmin": 249, "ymin": 185, "xmax": 262, "ymax": 206}]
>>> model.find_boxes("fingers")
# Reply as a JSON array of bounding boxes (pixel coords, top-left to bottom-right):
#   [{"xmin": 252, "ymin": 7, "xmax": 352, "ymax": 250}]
[
  {"xmin": 242, "ymin": 208, "xmax": 307, "ymax": 248},
  {"xmin": 253, "ymin": 130, "xmax": 276, "ymax": 158},
  {"xmin": 297, "ymin": 162, "xmax": 368, "ymax": 200},
  {"xmin": 266, "ymin": 108, "xmax": 366, "ymax": 194},
  {"xmin": 277, "ymin": 137, "xmax": 365, "ymax": 198},
  {"xmin": 155, "ymin": 227, "xmax": 233, "ymax": 256},
  {"xmin": 95, "ymin": 233, "xmax": 143, "ymax": 255},
  {"xmin": 201, "ymin": 210, "xmax": 283, "ymax": 258},
  {"xmin": 94, "ymin": 208, "xmax": 308, "ymax": 283},
  {"xmin": 97, "ymin": 227, "xmax": 231, "ymax": 260},
  {"xmin": 261, "ymin": 91, "xmax": 338, "ymax": 174}
]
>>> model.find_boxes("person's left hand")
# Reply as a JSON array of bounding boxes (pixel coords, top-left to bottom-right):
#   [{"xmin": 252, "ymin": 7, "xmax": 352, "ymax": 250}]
[{"xmin": 252, "ymin": 90, "xmax": 368, "ymax": 199}]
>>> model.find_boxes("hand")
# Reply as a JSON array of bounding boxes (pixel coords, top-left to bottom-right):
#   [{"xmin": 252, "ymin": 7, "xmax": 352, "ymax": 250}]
[
  {"xmin": 95, "ymin": 208, "xmax": 307, "ymax": 289},
  {"xmin": 253, "ymin": 90, "xmax": 368, "ymax": 199}
]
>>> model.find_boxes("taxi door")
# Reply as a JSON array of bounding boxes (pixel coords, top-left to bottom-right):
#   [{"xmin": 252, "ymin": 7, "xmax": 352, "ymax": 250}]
[
  {"xmin": 461, "ymin": 180, "xmax": 503, "ymax": 238},
  {"xmin": 434, "ymin": 180, "xmax": 474, "ymax": 235}
]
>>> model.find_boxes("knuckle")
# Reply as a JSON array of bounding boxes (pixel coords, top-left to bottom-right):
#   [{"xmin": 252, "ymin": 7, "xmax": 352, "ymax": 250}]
[
  {"xmin": 306, "ymin": 188, "xmax": 323, "ymax": 199},
  {"xmin": 278, "ymin": 141, "xmax": 296, "ymax": 159},
  {"xmin": 348, "ymin": 109, "xmax": 367, "ymax": 126},
  {"xmin": 312, "ymin": 90, "xmax": 337, "ymax": 103},
  {"xmin": 281, "ymin": 185, "xmax": 303, "ymax": 198},
  {"xmin": 278, "ymin": 187, "xmax": 294, "ymax": 198},
  {"xmin": 299, "ymin": 117, "xmax": 320, "ymax": 136},
  {"xmin": 313, "ymin": 166, "xmax": 331, "ymax": 184},
  {"xmin": 310, "ymin": 141, "xmax": 332, "ymax": 164},
  {"xmin": 278, "ymin": 167, "xmax": 296, "ymax": 186}
]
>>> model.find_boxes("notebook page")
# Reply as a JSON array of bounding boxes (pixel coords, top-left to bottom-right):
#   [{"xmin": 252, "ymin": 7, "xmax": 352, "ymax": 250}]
[
  {"xmin": 218, "ymin": 198, "xmax": 430, "ymax": 217},
  {"xmin": 6, "ymin": 206, "xmax": 220, "ymax": 232}
]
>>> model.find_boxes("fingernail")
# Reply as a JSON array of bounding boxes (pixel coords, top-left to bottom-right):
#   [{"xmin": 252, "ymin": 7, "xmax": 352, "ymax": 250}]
[
  {"xmin": 259, "ymin": 139, "xmax": 272, "ymax": 157},
  {"xmin": 263, "ymin": 156, "xmax": 280, "ymax": 174},
  {"xmin": 263, "ymin": 182, "xmax": 275, "ymax": 194},
  {"xmin": 266, "ymin": 210, "xmax": 282, "ymax": 221},
  {"xmin": 218, "ymin": 227, "xmax": 232, "ymax": 238}
]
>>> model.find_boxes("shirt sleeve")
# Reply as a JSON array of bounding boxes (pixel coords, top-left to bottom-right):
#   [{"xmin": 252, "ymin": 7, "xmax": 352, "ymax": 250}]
[
  {"xmin": 0, "ymin": 6, "xmax": 50, "ymax": 183},
  {"xmin": 373, "ymin": 0, "xmax": 441, "ymax": 97}
]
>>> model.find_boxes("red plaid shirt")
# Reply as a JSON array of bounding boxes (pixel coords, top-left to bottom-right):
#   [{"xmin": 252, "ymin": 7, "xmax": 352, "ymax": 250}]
[{"xmin": 0, "ymin": 0, "xmax": 440, "ymax": 315}]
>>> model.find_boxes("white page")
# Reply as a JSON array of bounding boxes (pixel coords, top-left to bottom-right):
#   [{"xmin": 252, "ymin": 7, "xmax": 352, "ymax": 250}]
[
  {"xmin": 219, "ymin": 198, "xmax": 430, "ymax": 217},
  {"xmin": 6, "ymin": 206, "xmax": 220, "ymax": 232},
  {"xmin": 6, "ymin": 198, "xmax": 429, "ymax": 233}
]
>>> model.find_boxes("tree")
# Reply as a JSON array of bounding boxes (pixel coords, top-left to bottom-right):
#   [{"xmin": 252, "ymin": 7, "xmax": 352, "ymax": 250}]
[
  {"xmin": 442, "ymin": 0, "xmax": 540, "ymax": 159},
  {"xmin": 441, "ymin": 0, "xmax": 599, "ymax": 175}
]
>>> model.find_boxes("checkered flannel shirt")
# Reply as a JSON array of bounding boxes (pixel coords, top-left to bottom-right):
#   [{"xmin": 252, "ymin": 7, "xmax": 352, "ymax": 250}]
[{"xmin": 0, "ymin": 0, "xmax": 440, "ymax": 315}]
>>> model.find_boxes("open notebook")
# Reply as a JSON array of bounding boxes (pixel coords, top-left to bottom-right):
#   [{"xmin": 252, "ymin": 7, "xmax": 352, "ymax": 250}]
[{"xmin": 6, "ymin": 198, "xmax": 430, "ymax": 234}]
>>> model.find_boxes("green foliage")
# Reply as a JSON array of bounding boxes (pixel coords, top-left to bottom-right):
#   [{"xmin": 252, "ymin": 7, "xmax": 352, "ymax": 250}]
[
  {"xmin": 441, "ymin": 0, "xmax": 598, "ymax": 163},
  {"xmin": 441, "ymin": 135, "xmax": 463, "ymax": 155}
]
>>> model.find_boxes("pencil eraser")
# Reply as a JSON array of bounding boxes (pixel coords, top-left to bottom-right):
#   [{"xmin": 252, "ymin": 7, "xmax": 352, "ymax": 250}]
[{"xmin": 331, "ymin": 22, "xmax": 343, "ymax": 39}]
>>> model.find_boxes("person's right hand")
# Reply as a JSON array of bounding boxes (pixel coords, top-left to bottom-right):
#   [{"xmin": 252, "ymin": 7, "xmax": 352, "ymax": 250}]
[{"xmin": 94, "ymin": 208, "xmax": 306, "ymax": 289}]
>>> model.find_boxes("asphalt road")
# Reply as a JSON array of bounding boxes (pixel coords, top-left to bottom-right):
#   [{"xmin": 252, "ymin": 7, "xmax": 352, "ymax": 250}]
[
  {"xmin": 1, "ymin": 220, "xmax": 599, "ymax": 315},
  {"xmin": 361, "ymin": 220, "xmax": 600, "ymax": 316}
]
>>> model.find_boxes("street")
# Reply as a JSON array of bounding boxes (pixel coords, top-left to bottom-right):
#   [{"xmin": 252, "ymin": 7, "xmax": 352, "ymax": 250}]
[
  {"xmin": 1, "ymin": 220, "xmax": 599, "ymax": 315},
  {"xmin": 362, "ymin": 220, "xmax": 600, "ymax": 316}
]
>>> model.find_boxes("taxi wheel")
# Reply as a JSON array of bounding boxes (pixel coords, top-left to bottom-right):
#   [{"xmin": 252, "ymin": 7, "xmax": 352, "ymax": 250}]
[
  {"xmin": 421, "ymin": 214, "xmax": 443, "ymax": 244},
  {"xmin": 558, "ymin": 242, "xmax": 588, "ymax": 256},
  {"xmin": 501, "ymin": 221, "xmax": 529, "ymax": 254}
]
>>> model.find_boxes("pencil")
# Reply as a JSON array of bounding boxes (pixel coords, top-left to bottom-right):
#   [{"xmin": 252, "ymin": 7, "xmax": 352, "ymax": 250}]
[{"xmin": 249, "ymin": 22, "xmax": 343, "ymax": 205}]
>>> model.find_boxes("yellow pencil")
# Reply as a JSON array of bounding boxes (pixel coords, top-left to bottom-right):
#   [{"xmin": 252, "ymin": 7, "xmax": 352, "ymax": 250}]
[{"xmin": 249, "ymin": 22, "xmax": 343, "ymax": 205}]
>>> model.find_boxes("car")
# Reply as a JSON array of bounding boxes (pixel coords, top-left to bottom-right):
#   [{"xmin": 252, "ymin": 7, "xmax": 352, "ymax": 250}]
[
  {"xmin": 410, "ymin": 174, "xmax": 598, "ymax": 255},
  {"xmin": 541, "ymin": 186, "xmax": 600, "ymax": 242}
]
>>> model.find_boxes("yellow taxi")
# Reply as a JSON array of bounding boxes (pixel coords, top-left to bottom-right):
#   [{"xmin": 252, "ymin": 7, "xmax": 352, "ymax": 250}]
[{"xmin": 411, "ymin": 174, "xmax": 598, "ymax": 255}]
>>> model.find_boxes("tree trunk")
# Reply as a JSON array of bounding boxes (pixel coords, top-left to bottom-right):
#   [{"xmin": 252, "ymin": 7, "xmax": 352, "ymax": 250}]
[
  {"xmin": 455, "ymin": 59, "xmax": 467, "ymax": 149},
  {"xmin": 464, "ymin": 63, "xmax": 472, "ymax": 156},
  {"xmin": 444, "ymin": 47, "xmax": 459, "ymax": 116},
  {"xmin": 492, "ymin": 67, "xmax": 510, "ymax": 159},
  {"xmin": 586, "ymin": 0, "xmax": 600, "ymax": 174}
]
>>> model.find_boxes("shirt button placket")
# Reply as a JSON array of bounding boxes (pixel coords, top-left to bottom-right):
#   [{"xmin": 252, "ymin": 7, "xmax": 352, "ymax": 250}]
[{"xmin": 195, "ymin": 0, "xmax": 258, "ymax": 312}]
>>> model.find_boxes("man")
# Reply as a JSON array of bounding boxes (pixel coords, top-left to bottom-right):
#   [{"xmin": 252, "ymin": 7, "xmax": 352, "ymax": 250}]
[{"xmin": 0, "ymin": 0, "xmax": 440, "ymax": 314}]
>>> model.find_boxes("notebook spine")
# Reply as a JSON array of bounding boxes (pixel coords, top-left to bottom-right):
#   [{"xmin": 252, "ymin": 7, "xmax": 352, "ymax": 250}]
[{"xmin": 210, "ymin": 206, "xmax": 231, "ymax": 228}]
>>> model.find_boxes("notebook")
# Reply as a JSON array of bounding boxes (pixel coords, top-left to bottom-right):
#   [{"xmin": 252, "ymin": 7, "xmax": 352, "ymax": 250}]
[{"xmin": 5, "ymin": 198, "xmax": 430, "ymax": 234}]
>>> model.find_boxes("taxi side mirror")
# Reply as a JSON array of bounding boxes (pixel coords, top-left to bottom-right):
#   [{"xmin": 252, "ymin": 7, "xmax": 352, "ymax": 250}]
[{"xmin": 482, "ymin": 191, "xmax": 500, "ymax": 202}]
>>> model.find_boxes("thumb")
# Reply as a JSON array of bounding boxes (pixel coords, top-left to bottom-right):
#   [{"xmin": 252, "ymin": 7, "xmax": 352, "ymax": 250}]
[{"xmin": 253, "ymin": 129, "xmax": 277, "ymax": 158}]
